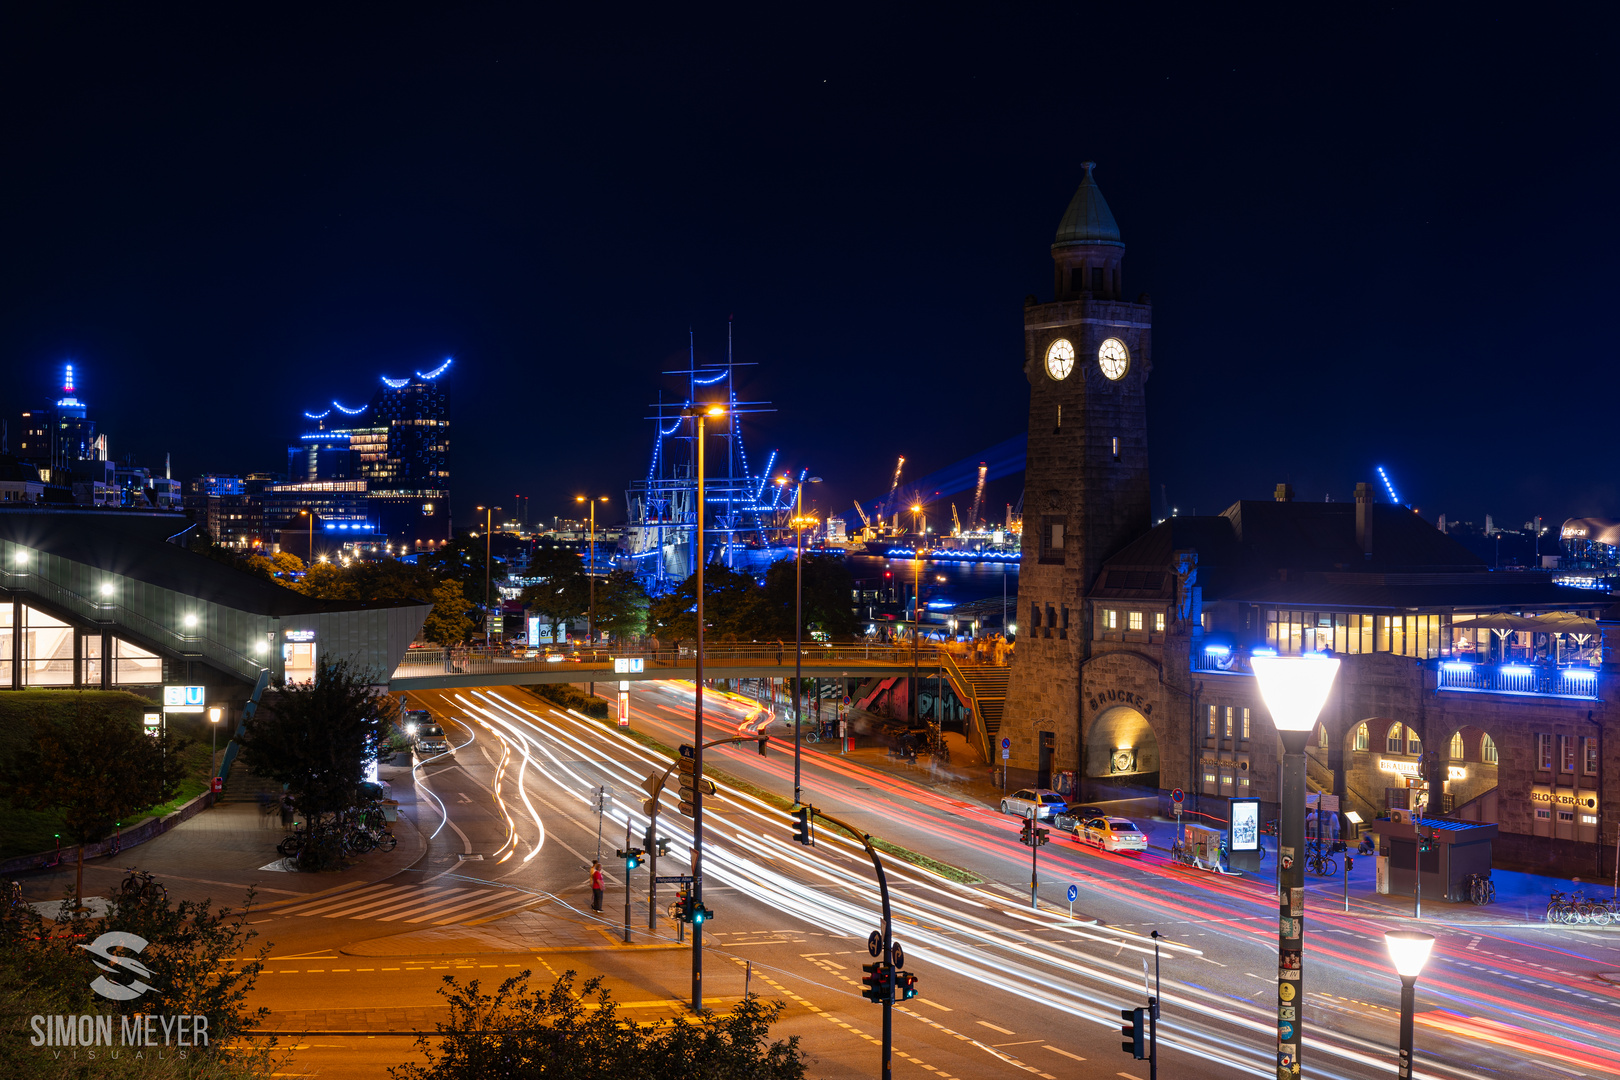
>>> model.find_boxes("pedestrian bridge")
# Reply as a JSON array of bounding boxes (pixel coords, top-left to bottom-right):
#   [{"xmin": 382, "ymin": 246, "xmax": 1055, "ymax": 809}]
[{"xmin": 387, "ymin": 643, "xmax": 942, "ymax": 692}]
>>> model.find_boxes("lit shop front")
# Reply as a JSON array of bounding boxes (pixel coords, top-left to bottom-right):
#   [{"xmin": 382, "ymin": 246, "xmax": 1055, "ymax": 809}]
[{"xmin": 283, "ymin": 629, "xmax": 317, "ymax": 683}]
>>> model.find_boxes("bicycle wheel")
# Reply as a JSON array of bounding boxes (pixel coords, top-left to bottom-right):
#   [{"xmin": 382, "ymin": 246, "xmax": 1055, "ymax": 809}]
[
  {"xmin": 1324, "ymin": 858, "xmax": 1338, "ymax": 877},
  {"xmin": 376, "ymin": 832, "xmax": 398, "ymax": 853},
  {"xmin": 1485, "ymin": 881, "xmax": 1496, "ymax": 904}
]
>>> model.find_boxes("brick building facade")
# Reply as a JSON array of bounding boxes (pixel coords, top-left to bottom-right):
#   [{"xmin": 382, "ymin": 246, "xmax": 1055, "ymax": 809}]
[{"xmin": 1001, "ymin": 168, "xmax": 1617, "ymax": 875}]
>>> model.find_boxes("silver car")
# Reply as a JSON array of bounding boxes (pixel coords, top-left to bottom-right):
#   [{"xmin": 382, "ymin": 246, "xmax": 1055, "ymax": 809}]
[{"xmin": 999, "ymin": 788, "xmax": 1067, "ymax": 820}]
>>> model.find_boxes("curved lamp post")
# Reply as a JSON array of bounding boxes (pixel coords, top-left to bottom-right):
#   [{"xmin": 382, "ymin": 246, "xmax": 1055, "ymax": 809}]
[
  {"xmin": 776, "ymin": 474, "xmax": 822, "ymax": 804},
  {"xmin": 1384, "ymin": 930, "xmax": 1435, "ymax": 1079},
  {"xmin": 1251, "ymin": 653, "xmax": 1340, "ymax": 1077}
]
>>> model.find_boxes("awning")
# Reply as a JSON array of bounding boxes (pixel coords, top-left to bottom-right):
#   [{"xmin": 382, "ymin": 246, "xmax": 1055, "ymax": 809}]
[{"xmin": 1453, "ymin": 612, "xmax": 1600, "ymax": 635}]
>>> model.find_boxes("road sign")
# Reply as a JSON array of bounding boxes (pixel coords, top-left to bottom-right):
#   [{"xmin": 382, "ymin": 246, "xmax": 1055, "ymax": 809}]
[
  {"xmin": 617, "ymin": 691, "xmax": 629, "ymax": 727},
  {"xmin": 593, "ymin": 786, "xmax": 613, "ymax": 812},
  {"xmin": 890, "ymin": 943, "xmax": 905, "ymax": 969},
  {"xmin": 843, "ymin": 695, "xmax": 851, "ymax": 706},
  {"xmin": 615, "ymin": 657, "xmax": 645, "ymax": 674},
  {"xmin": 678, "ymin": 801, "xmax": 695, "ymax": 816},
  {"xmin": 1066, "ymin": 884, "xmax": 1078, "ymax": 903},
  {"xmin": 655, "ymin": 875, "xmax": 694, "ymax": 884},
  {"xmin": 1002, "ymin": 749, "xmax": 1010, "ymax": 760},
  {"xmin": 1172, "ymin": 788, "xmax": 1185, "ymax": 805},
  {"xmin": 1001, "ymin": 737, "xmax": 1011, "ymax": 750},
  {"xmin": 680, "ymin": 743, "xmax": 695, "ymax": 758},
  {"xmin": 868, "ymin": 930, "xmax": 882, "ymax": 958},
  {"xmin": 677, "ymin": 757, "xmax": 696, "ymax": 774}
]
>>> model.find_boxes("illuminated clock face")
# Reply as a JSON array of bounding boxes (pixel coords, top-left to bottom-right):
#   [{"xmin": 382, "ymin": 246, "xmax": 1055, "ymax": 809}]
[
  {"xmin": 1044, "ymin": 338, "xmax": 1075, "ymax": 381},
  {"xmin": 1098, "ymin": 338, "xmax": 1129, "ymax": 380}
]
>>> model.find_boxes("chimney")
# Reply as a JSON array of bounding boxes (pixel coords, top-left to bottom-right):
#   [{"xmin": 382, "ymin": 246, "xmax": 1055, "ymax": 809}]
[
  {"xmin": 1274, "ymin": 483, "xmax": 1294, "ymax": 503},
  {"xmin": 1355, "ymin": 482, "xmax": 1374, "ymax": 557}
]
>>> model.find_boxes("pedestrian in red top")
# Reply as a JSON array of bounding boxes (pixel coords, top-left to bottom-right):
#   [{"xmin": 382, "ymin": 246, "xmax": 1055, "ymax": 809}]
[{"xmin": 590, "ymin": 860, "xmax": 604, "ymax": 911}]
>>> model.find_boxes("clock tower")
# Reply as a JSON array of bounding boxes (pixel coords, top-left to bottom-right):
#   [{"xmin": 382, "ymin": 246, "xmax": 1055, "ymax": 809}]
[{"xmin": 1000, "ymin": 163, "xmax": 1152, "ymax": 785}]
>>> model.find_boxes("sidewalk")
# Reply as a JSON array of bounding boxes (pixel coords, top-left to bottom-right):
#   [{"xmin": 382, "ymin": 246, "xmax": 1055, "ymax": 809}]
[
  {"xmin": 14, "ymin": 757, "xmax": 427, "ymax": 909},
  {"xmin": 1130, "ymin": 814, "xmax": 1619, "ymax": 929}
]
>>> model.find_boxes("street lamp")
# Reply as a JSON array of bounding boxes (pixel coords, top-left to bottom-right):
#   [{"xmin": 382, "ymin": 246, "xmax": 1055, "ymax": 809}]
[
  {"xmin": 685, "ymin": 402, "xmax": 725, "ymax": 1012},
  {"xmin": 1251, "ymin": 654, "xmax": 1340, "ymax": 1077},
  {"xmin": 776, "ymin": 474, "xmax": 822, "ymax": 804},
  {"xmin": 575, "ymin": 495, "xmax": 611, "ymax": 644},
  {"xmin": 1383, "ymin": 930, "xmax": 1435, "ymax": 1080},
  {"xmin": 910, "ymin": 503, "xmax": 923, "ymax": 725},
  {"xmin": 475, "ymin": 505, "xmax": 501, "ymax": 643},
  {"xmin": 208, "ymin": 706, "xmax": 223, "ymax": 772}
]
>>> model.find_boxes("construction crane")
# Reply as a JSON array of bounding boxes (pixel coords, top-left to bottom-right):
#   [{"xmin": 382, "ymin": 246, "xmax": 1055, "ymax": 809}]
[
  {"xmin": 951, "ymin": 503, "xmax": 962, "ymax": 536},
  {"xmin": 967, "ymin": 463, "xmax": 987, "ymax": 529},
  {"xmin": 885, "ymin": 456, "xmax": 905, "ymax": 516},
  {"xmin": 852, "ymin": 500, "xmax": 872, "ymax": 531}
]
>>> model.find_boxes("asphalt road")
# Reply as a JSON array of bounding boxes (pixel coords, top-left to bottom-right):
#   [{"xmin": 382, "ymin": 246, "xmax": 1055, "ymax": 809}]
[{"xmin": 251, "ymin": 680, "xmax": 1620, "ymax": 1079}]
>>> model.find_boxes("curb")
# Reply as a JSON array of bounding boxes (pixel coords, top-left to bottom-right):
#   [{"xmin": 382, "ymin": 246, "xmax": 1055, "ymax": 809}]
[{"xmin": 0, "ymin": 789, "xmax": 216, "ymax": 877}]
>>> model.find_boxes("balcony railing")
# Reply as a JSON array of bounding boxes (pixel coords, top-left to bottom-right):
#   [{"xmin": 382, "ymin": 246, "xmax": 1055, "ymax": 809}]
[
  {"xmin": 1437, "ymin": 661, "xmax": 1600, "ymax": 700},
  {"xmin": 1190, "ymin": 646, "xmax": 1257, "ymax": 677}
]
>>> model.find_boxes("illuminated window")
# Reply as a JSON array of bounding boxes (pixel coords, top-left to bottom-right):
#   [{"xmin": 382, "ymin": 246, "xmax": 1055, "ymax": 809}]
[
  {"xmin": 1317, "ymin": 723, "xmax": 1329, "ymax": 749},
  {"xmin": 1535, "ymin": 807, "xmax": 1552, "ymax": 820},
  {"xmin": 1241, "ymin": 708, "xmax": 1251, "ymax": 740},
  {"xmin": 1206, "ymin": 705, "xmax": 1217, "ymax": 739},
  {"xmin": 1585, "ymin": 738, "xmax": 1599, "ymax": 777},
  {"xmin": 1204, "ymin": 772, "xmax": 1217, "ymax": 785},
  {"xmin": 1224, "ymin": 707, "xmax": 1233, "ymax": 739},
  {"xmin": 1560, "ymin": 735, "xmax": 1575, "ymax": 773},
  {"xmin": 1449, "ymin": 732, "xmax": 1464, "ymax": 760},
  {"xmin": 1386, "ymin": 723, "xmax": 1404, "ymax": 754},
  {"xmin": 1239, "ymin": 774, "xmax": 1251, "ymax": 789},
  {"xmin": 1482, "ymin": 734, "xmax": 1498, "ymax": 764},
  {"xmin": 1354, "ymin": 723, "xmax": 1369, "ymax": 751},
  {"xmin": 1103, "ymin": 609, "xmax": 1117, "ymax": 630},
  {"xmin": 1537, "ymin": 733, "xmax": 1553, "ymax": 771},
  {"xmin": 1128, "ymin": 611, "xmax": 1143, "ymax": 631},
  {"xmin": 1154, "ymin": 612, "xmax": 1165, "ymax": 632}
]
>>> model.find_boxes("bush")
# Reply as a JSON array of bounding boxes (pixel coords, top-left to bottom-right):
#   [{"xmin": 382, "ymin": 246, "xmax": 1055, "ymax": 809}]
[
  {"xmin": 392, "ymin": 970, "xmax": 804, "ymax": 1080},
  {"xmin": 530, "ymin": 683, "xmax": 608, "ymax": 719}
]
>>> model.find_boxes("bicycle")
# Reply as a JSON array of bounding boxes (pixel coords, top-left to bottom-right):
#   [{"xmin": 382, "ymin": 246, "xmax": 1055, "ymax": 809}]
[
  {"xmin": 1465, "ymin": 872, "xmax": 1495, "ymax": 906},
  {"xmin": 120, "ymin": 869, "xmax": 168, "ymax": 903},
  {"xmin": 1305, "ymin": 851, "xmax": 1338, "ymax": 877}
]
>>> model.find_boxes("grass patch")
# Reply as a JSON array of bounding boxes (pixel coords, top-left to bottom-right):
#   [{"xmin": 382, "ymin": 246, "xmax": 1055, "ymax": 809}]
[{"xmin": 523, "ymin": 688, "xmax": 982, "ymax": 885}]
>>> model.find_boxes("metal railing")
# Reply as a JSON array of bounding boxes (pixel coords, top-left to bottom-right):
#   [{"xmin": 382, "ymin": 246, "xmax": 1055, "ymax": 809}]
[
  {"xmin": 939, "ymin": 650, "xmax": 993, "ymax": 764},
  {"xmin": 1437, "ymin": 661, "xmax": 1600, "ymax": 700},
  {"xmin": 1190, "ymin": 648, "xmax": 1255, "ymax": 676},
  {"xmin": 392, "ymin": 641, "xmax": 939, "ymax": 679}
]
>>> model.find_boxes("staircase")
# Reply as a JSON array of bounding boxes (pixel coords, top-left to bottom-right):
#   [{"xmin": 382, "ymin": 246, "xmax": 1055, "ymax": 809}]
[{"xmin": 939, "ymin": 653, "xmax": 1010, "ymax": 763}]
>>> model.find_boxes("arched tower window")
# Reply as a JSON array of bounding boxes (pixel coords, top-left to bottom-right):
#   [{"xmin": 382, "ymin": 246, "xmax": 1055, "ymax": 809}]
[
  {"xmin": 1316, "ymin": 723, "xmax": 1329, "ymax": 749},
  {"xmin": 1481, "ymin": 734, "xmax": 1499, "ymax": 764},
  {"xmin": 1449, "ymin": 731, "xmax": 1464, "ymax": 760},
  {"xmin": 1386, "ymin": 723, "xmax": 1404, "ymax": 754},
  {"xmin": 1353, "ymin": 723, "xmax": 1369, "ymax": 751}
]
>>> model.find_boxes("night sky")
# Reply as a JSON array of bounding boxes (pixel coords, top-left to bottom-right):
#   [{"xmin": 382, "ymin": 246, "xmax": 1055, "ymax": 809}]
[{"xmin": 2, "ymin": 6, "xmax": 1616, "ymax": 532}]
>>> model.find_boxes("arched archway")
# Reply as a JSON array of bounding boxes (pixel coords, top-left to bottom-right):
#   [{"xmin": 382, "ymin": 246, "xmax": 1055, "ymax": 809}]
[
  {"xmin": 1442, "ymin": 723, "xmax": 1500, "ymax": 824},
  {"xmin": 1084, "ymin": 705, "xmax": 1160, "ymax": 795}
]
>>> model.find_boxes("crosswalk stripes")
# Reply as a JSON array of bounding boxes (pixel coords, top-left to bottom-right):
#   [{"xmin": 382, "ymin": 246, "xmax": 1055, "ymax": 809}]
[{"xmin": 273, "ymin": 881, "xmax": 542, "ymax": 924}]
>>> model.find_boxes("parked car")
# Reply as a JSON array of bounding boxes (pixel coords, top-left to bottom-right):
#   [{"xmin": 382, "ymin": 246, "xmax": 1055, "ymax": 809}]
[
  {"xmin": 998, "ymin": 788, "xmax": 1067, "ymax": 821},
  {"xmin": 1052, "ymin": 805, "xmax": 1107, "ymax": 833},
  {"xmin": 1080, "ymin": 816, "xmax": 1148, "ymax": 854},
  {"xmin": 415, "ymin": 723, "xmax": 451, "ymax": 756}
]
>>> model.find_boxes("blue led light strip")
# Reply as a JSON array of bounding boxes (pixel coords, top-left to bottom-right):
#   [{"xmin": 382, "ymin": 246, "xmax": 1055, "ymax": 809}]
[
  {"xmin": 332, "ymin": 400, "xmax": 367, "ymax": 415},
  {"xmin": 414, "ymin": 357, "xmax": 453, "ymax": 380},
  {"xmin": 1376, "ymin": 465, "xmax": 1400, "ymax": 504},
  {"xmin": 381, "ymin": 375, "xmax": 410, "ymax": 388},
  {"xmin": 303, "ymin": 410, "xmax": 331, "ymax": 420}
]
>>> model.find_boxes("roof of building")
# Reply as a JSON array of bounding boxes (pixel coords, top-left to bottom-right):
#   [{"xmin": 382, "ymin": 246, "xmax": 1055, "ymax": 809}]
[
  {"xmin": 0, "ymin": 507, "xmax": 425, "ymax": 616},
  {"xmin": 1091, "ymin": 499, "xmax": 1614, "ymax": 612},
  {"xmin": 1053, "ymin": 162, "xmax": 1123, "ymax": 247}
]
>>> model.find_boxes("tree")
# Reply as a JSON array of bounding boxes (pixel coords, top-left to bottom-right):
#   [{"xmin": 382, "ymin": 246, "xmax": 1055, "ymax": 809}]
[
  {"xmin": 648, "ymin": 561, "xmax": 777, "ymax": 642},
  {"xmin": 764, "ymin": 553, "xmax": 859, "ymax": 640},
  {"xmin": 294, "ymin": 560, "xmax": 354, "ymax": 599},
  {"xmin": 520, "ymin": 548, "xmax": 590, "ymax": 641},
  {"xmin": 4, "ymin": 699, "xmax": 182, "ymax": 900},
  {"xmin": 237, "ymin": 658, "xmax": 387, "ymax": 868},
  {"xmin": 272, "ymin": 551, "xmax": 305, "ymax": 576},
  {"xmin": 423, "ymin": 579, "xmax": 476, "ymax": 645},
  {"xmin": 392, "ymin": 969, "xmax": 805, "ymax": 1080},
  {"xmin": 419, "ymin": 531, "xmax": 497, "ymax": 597},
  {"xmin": 593, "ymin": 568, "xmax": 651, "ymax": 641}
]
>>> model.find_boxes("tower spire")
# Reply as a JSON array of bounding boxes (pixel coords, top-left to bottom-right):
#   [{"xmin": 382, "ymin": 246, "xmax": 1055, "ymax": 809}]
[{"xmin": 1051, "ymin": 162, "xmax": 1125, "ymax": 300}]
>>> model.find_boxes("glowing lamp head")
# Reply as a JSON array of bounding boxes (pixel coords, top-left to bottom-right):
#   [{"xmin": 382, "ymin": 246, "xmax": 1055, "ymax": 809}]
[
  {"xmin": 99, "ymin": 582, "xmax": 114, "ymax": 597},
  {"xmin": 13, "ymin": 550, "xmax": 27, "ymax": 566},
  {"xmin": 183, "ymin": 614, "xmax": 198, "ymax": 629},
  {"xmin": 911, "ymin": 504, "xmax": 921, "ymax": 513},
  {"xmin": 1383, "ymin": 930, "xmax": 1435, "ymax": 978},
  {"xmin": 1250, "ymin": 655, "xmax": 1340, "ymax": 732},
  {"xmin": 208, "ymin": 707, "xmax": 223, "ymax": 724},
  {"xmin": 704, "ymin": 405, "xmax": 725, "ymax": 418}
]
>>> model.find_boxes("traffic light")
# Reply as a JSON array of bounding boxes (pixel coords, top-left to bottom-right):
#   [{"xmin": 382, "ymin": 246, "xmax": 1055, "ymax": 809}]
[
  {"xmin": 677, "ymin": 892, "xmax": 694, "ymax": 922},
  {"xmin": 1120, "ymin": 1006, "xmax": 1146, "ymax": 1059},
  {"xmin": 1344, "ymin": 855, "xmax": 1355, "ymax": 872},
  {"xmin": 616, "ymin": 847, "xmax": 643, "ymax": 871},
  {"xmin": 1019, "ymin": 818, "xmax": 1034, "ymax": 846},
  {"xmin": 894, "ymin": 970, "xmax": 918, "ymax": 1000},
  {"xmin": 793, "ymin": 806, "xmax": 812, "ymax": 846},
  {"xmin": 757, "ymin": 734, "xmax": 769, "ymax": 756},
  {"xmin": 861, "ymin": 962, "xmax": 890, "ymax": 1003},
  {"xmin": 1035, "ymin": 826, "xmax": 1050, "ymax": 847},
  {"xmin": 691, "ymin": 903, "xmax": 712, "ymax": 925}
]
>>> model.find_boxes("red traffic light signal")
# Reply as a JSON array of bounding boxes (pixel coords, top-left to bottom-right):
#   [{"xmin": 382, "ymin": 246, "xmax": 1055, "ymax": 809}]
[
  {"xmin": 861, "ymin": 962, "xmax": 890, "ymax": 1003},
  {"xmin": 1019, "ymin": 818, "xmax": 1034, "ymax": 846}
]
